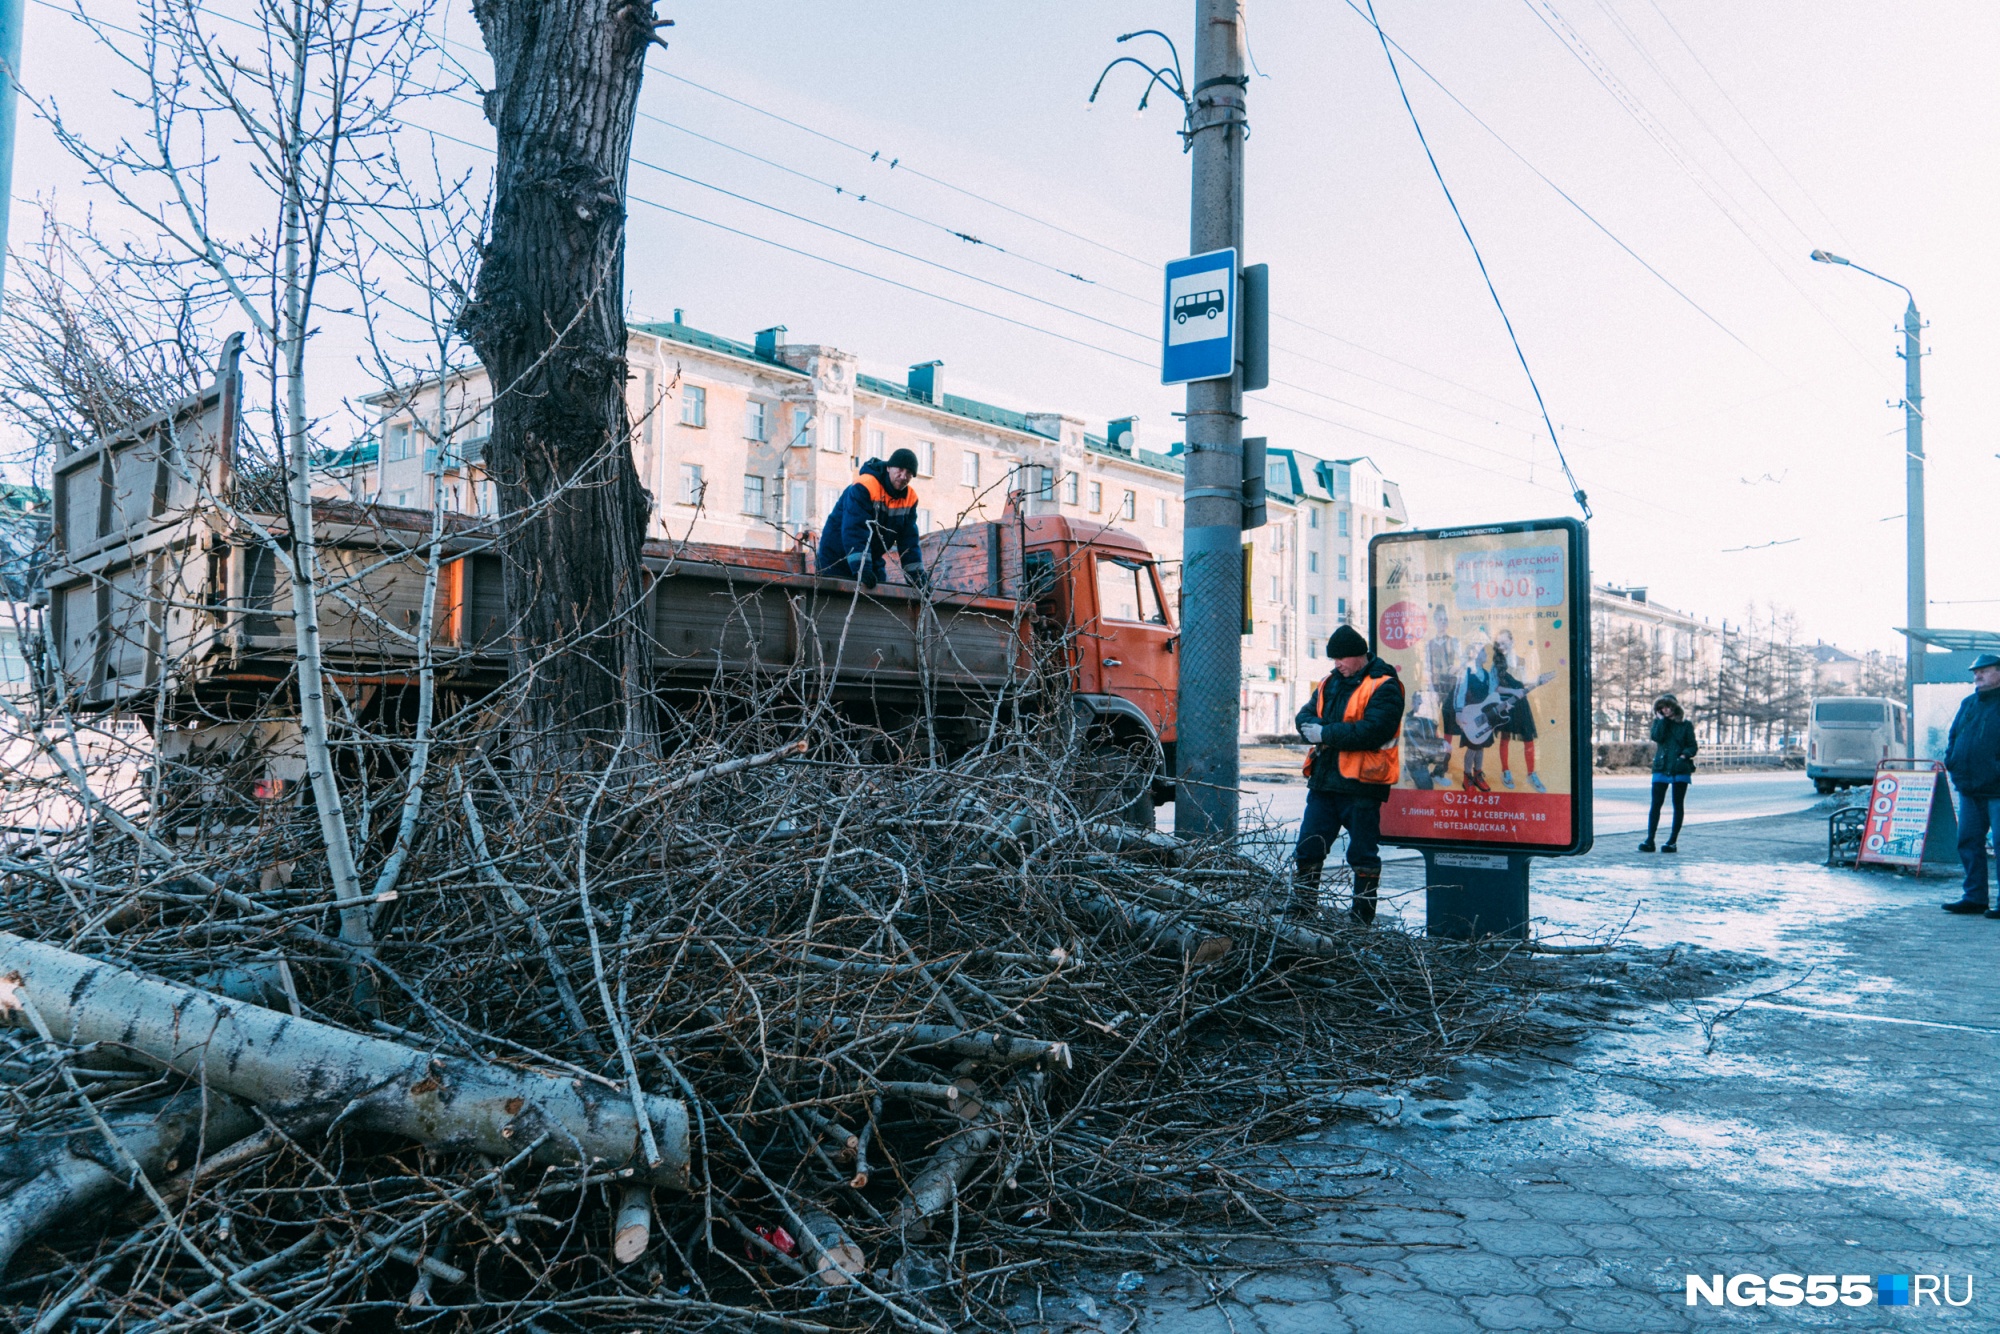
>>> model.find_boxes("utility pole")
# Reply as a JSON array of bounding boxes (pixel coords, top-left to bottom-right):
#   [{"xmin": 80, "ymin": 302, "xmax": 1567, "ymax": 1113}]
[
  {"xmin": 1175, "ymin": 0, "xmax": 1249, "ymax": 839},
  {"xmin": 1900, "ymin": 297, "xmax": 1925, "ymax": 714},
  {"xmin": 1810, "ymin": 249, "xmax": 1927, "ymax": 726},
  {"xmin": 0, "ymin": 0, "xmax": 24, "ymax": 307}
]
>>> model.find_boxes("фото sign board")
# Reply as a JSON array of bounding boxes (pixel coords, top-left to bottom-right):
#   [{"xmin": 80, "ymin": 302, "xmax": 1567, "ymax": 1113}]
[
  {"xmin": 1369, "ymin": 518, "xmax": 1592, "ymax": 856},
  {"xmin": 1161, "ymin": 248, "xmax": 1237, "ymax": 385},
  {"xmin": 1857, "ymin": 760, "xmax": 1950, "ymax": 868}
]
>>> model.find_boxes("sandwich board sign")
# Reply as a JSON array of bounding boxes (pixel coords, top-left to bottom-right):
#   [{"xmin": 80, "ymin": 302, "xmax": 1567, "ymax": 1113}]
[
  {"xmin": 1161, "ymin": 247, "xmax": 1237, "ymax": 385},
  {"xmin": 1857, "ymin": 759, "xmax": 1958, "ymax": 873}
]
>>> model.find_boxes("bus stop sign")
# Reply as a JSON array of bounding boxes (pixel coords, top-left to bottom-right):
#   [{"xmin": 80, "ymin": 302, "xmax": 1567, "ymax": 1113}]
[{"xmin": 1161, "ymin": 248, "xmax": 1237, "ymax": 385}]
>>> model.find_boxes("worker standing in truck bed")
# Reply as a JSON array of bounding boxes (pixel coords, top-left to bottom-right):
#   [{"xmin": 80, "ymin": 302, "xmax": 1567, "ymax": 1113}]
[{"xmin": 818, "ymin": 448, "xmax": 928, "ymax": 590}]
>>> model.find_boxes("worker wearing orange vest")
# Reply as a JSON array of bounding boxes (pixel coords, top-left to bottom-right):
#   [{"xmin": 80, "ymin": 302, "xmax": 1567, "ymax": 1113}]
[
  {"xmin": 1293, "ymin": 624, "xmax": 1405, "ymax": 924},
  {"xmin": 817, "ymin": 449, "xmax": 928, "ymax": 589}
]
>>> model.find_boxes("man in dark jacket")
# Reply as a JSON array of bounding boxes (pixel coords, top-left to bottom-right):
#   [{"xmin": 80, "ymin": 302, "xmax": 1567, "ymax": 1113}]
[
  {"xmin": 1942, "ymin": 653, "xmax": 2000, "ymax": 915},
  {"xmin": 817, "ymin": 449, "xmax": 926, "ymax": 589},
  {"xmin": 1293, "ymin": 624, "xmax": 1406, "ymax": 925}
]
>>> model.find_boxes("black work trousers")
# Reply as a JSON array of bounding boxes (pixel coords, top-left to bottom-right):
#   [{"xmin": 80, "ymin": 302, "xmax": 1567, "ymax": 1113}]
[{"xmin": 1293, "ymin": 789, "xmax": 1385, "ymax": 876}]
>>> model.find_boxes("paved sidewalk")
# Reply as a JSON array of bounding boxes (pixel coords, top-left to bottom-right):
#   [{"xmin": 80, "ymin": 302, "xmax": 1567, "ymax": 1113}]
[{"xmin": 1096, "ymin": 810, "xmax": 2000, "ymax": 1330}]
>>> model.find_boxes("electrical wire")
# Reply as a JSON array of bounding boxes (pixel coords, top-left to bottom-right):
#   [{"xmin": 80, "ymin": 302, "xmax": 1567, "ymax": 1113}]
[
  {"xmin": 1339, "ymin": 0, "xmax": 1754, "ymax": 359},
  {"xmin": 1363, "ymin": 0, "xmax": 1591, "ymax": 519},
  {"xmin": 1518, "ymin": 0, "xmax": 1875, "ymax": 368},
  {"xmin": 653, "ymin": 67, "xmax": 1163, "ymax": 273}
]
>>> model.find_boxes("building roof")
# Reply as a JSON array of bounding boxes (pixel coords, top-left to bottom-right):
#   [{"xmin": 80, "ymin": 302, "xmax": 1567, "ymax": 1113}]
[{"xmin": 1810, "ymin": 642, "xmax": 1861, "ymax": 665}]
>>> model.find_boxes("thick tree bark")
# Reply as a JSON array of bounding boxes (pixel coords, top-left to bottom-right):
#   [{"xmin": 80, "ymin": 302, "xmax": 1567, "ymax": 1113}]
[{"xmin": 461, "ymin": 1, "xmax": 658, "ymax": 756}]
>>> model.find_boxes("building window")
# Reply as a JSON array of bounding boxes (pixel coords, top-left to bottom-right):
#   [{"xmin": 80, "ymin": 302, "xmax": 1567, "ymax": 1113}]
[
  {"xmin": 1309, "ymin": 508, "xmax": 1319, "ymax": 529},
  {"xmin": 1266, "ymin": 458, "xmax": 1287, "ymax": 491},
  {"xmin": 1308, "ymin": 640, "xmax": 1319, "ymax": 658},
  {"xmin": 1308, "ymin": 594, "xmax": 1319, "ymax": 615},
  {"xmin": 917, "ymin": 507, "xmax": 932, "ymax": 533},
  {"xmin": 792, "ymin": 407, "xmax": 812, "ymax": 446},
  {"xmin": 1089, "ymin": 481, "xmax": 1103, "ymax": 513},
  {"xmin": 1153, "ymin": 497, "xmax": 1168, "ymax": 527},
  {"xmin": 1063, "ymin": 471, "xmax": 1079, "ymax": 504},
  {"xmin": 916, "ymin": 440, "xmax": 935, "ymax": 476},
  {"xmin": 742, "ymin": 474, "xmax": 765, "ymax": 516},
  {"xmin": 1308, "ymin": 552, "xmax": 1319, "ymax": 573},
  {"xmin": 819, "ymin": 484, "xmax": 841, "ymax": 518},
  {"xmin": 1337, "ymin": 555, "xmax": 1349, "ymax": 581},
  {"xmin": 1268, "ymin": 575, "xmax": 1280, "ymax": 602},
  {"xmin": 1338, "ymin": 596, "xmax": 1348, "ymax": 619},
  {"xmin": 745, "ymin": 401, "xmax": 767, "ymax": 441},
  {"xmin": 822, "ymin": 412, "xmax": 847, "ymax": 453},
  {"xmin": 679, "ymin": 463, "xmax": 705, "ymax": 506},
  {"xmin": 867, "ymin": 426, "xmax": 886, "ymax": 456},
  {"xmin": 641, "ymin": 370, "xmax": 656, "ymax": 444},
  {"xmin": 1035, "ymin": 465, "xmax": 1055, "ymax": 500},
  {"xmin": 1120, "ymin": 490, "xmax": 1135, "ymax": 521},
  {"xmin": 1337, "ymin": 510, "xmax": 1349, "ymax": 538},
  {"xmin": 681, "ymin": 385, "xmax": 706, "ymax": 428},
  {"xmin": 961, "ymin": 451, "xmax": 980, "ymax": 486},
  {"xmin": 789, "ymin": 481, "xmax": 808, "ymax": 528},
  {"xmin": 393, "ymin": 490, "xmax": 411, "ymax": 507},
  {"xmin": 385, "ymin": 421, "xmax": 413, "ymax": 462}
]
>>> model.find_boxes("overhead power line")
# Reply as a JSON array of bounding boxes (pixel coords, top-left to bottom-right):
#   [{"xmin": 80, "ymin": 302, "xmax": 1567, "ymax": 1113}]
[{"xmin": 1362, "ymin": 0, "xmax": 1591, "ymax": 519}]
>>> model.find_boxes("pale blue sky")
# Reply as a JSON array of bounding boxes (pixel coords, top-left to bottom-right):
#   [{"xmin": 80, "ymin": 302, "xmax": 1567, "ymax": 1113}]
[{"xmin": 17, "ymin": 2, "xmax": 1998, "ymax": 653}]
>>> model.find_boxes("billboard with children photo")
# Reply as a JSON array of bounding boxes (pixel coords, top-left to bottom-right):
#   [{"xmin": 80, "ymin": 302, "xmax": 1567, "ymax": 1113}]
[{"xmin": 1369, "ymin": 519, "xmax": 1592, "ymax": 855}]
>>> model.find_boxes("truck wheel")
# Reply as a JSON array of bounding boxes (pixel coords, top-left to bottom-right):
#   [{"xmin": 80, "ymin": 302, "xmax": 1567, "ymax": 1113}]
[{"xmin": 1814, "ymin": 779, "xmax": 1834, "ymax": 796}]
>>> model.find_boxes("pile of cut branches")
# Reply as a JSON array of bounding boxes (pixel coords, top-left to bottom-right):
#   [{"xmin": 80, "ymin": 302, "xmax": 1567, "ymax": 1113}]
[{"xmin": 0, "ymin": 710, "xmax": 1578, "ymax": 1331}]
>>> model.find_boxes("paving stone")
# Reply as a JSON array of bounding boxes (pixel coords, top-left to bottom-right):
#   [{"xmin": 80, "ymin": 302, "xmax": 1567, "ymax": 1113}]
[
  {"xmin": 1462, "ymin": 1292, "xmax": 1569, "ymax": 1330},
  {"xmin": 1454, "ymin": 1195, "xmax": 1534, "ymax": 1221},
  {"xmin": 1516, "ymin": 1188, "xmax": 1630, "ymax": 1223},
  {"xmin": 1252, "ymin": 1302, "xmax": 1354, "ymax": 1334},
  {"xmin": 1615, "ymin": 1194, "xmax": 1700, "ymax": 1219},
  {"xmin": 1465, "ymin": 1220, "xmax": 1591, "ymax": 1258},
  {"xmin": 1566, "ymin": 1222, "xmax": 1656, "ymax": 1250},
  {"xmin": 1632, "ymin": 1216, "xmax": 1767, "ymax": 1254},
  {"xmin": 1907, "ymin": 1215, "xmax": 1997, "ymax": 1247},
  {"xmin": 1334, "ymin": 1289, "xmax": 1480, "ymax": 1334},
  {"xmin": 1548, "ymin": 1285, "xmax": 1691, "ymax": 1331},
  {"xmin": 1402, "ymin": 1251, "xmax": 1536, "ymax": 1296},
  {"xmin": 1519, "ymin": 1255, "xmax": 1620, "ymax": 1288},
  {"xmin": 1233, "ymin": 1273, "xmax": 1332, "ymax": 1306}
]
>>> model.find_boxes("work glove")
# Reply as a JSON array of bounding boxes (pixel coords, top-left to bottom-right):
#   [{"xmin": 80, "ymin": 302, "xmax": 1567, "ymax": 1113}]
[
  {"xmin": 906, "ymin": 565, "xmax": 928, "ymax": 591},
  {"xmin": 1300, "ymin": 722, "xmax": 1323, "ymax": 745},
  {"xmin": 859, "ymin": 563, "xmax": 879, "ymax": 590}
]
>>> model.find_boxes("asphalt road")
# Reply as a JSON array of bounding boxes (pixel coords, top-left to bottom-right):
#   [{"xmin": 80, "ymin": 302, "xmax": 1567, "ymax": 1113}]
[{"xmin": 1168, "ymin": 769, "xmax": 1824, "ymax": 844}]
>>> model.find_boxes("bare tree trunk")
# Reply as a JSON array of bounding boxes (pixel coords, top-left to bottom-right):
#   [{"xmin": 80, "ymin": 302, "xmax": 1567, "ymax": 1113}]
[
  {"xmin": 461, "ymin": 1, "xmax": 660, "ymax": 758},
  {"xmin": 0, "ymin": 932, "xmax": 690, "ymax": 1188}
]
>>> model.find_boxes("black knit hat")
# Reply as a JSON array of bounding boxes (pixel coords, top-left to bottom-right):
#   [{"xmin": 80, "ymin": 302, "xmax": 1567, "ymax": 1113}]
[
  {"xmin": 1327, "ymin": 625, "xmax": 1369, "ymax": 659},
  {"xmin": 886, "ymin": 447, "xmax": 920, "ymax": 474}
]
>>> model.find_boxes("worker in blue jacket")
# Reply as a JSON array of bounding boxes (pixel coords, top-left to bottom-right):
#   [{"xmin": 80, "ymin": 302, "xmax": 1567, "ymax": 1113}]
[
  {"xmin": 817, "ymin": 449, "xmax": 927, "ymax": 590},
  {"xmin": 1943, "ymin": 653, "xmax": 2000, "ymax": 915}
]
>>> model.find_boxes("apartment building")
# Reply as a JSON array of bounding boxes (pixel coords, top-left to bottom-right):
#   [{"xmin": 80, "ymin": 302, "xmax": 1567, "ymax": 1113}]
[
  {"xmin": 1237, "ymin": 450, "xmax": 1408, "ymax": 736},
  {"xmin": 334, "ymin": 317, "xmax": 1188, "ymax": 591},
  {"xmin": 1590, "ymin": 584, "xmax": 1722, "ymax": 740},
  {"xmin": 328, "ymin": 315, "xmax": 1410, "ymax": 738}
]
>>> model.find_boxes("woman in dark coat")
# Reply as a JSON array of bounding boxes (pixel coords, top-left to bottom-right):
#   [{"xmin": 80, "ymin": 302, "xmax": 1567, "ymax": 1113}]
[{"xmin": 1642, "ymin": 693, "xmax": 1699, "ymax": 852}]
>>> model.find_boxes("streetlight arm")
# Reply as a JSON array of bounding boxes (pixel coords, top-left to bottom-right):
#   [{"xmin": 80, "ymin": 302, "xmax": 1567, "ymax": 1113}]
[{"xmin": 1811, "ymin": 249, "xmax": 1914, "ymax": 306}]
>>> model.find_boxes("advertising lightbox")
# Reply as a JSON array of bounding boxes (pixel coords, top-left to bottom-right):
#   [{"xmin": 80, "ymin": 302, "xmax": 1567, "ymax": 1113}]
[{"xmin": 1370, "ymin": 518, "xmax": 1592, "ymax": 856}]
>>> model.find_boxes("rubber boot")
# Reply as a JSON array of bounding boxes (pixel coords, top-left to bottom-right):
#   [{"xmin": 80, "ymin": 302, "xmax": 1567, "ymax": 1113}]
[
  {"xmin": 1288, "ymin": 863, "xmax": 1323, "ymax": 921},
  {"xmin": 1350, "ymin": 870, "xmax": 1380, "ymax": 926}
]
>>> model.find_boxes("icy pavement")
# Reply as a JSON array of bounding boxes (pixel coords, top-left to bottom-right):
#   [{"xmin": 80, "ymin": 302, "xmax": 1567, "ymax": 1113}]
[{"xmin": 1056, "ymin": 807, "xmax": 2000, "ymax": 1330}]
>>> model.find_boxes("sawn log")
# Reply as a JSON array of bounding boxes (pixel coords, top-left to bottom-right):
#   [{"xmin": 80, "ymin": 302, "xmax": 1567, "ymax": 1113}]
[{"xmin": 0, "ymin": 932, "xmax": 689, "ymax": 1190}]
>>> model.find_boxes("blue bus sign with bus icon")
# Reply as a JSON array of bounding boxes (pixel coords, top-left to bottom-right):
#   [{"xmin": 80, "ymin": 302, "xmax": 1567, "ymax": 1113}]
[{"xmin": 1162, "ymin": 248, "xmax": 1237, "ymax": 385}]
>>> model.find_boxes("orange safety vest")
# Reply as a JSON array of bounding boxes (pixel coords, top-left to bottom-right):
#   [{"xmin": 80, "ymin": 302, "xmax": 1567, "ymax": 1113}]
[
  {"xmin": 856, "ymin": 473, "xmax": 919, "ymax": 511},
  {"xmin": 1301, "ymin": 670, "xmax": 1402, "ymax": 786}
]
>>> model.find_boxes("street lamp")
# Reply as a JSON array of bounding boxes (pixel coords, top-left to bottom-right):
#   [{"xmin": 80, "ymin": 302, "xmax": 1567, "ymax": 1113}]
[{"xmin": 1811, "ymin": 249, "xmax": 1926, "ymax": 728}]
